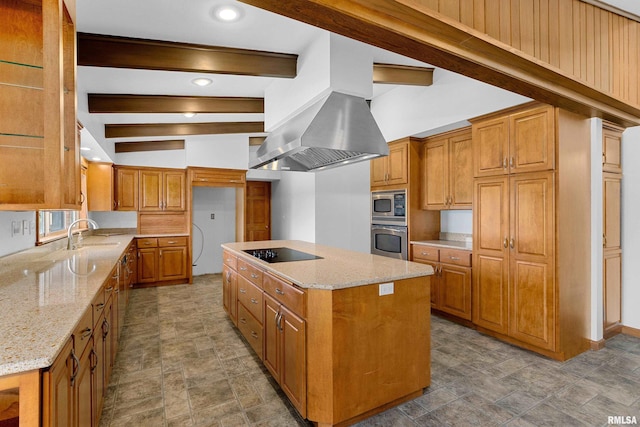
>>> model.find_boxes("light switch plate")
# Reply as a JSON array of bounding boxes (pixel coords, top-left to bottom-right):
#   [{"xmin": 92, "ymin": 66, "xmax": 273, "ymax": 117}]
[
  {"xmin": 11, "ymin": 221, "xmax": 21, "ymax": 237},
  {"xmin": 379, "ymin": 282, "xmax": 394, "ymax": 296}
]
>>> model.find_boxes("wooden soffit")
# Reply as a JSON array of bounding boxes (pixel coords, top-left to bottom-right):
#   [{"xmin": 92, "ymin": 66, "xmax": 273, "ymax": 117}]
[
  {"xmin": 115, "ymin": 140, "xmax": 185, "ymax": 153},
  {"xmin": 105, "ymin": 122, "xmax": 264, "ymax": 138},
  {"xmin": 249, "ymin": 136, "xmax": 267, "ymax": 146},
  {"xmin": 373, "ymin": 63, "xmax": 433, "ymax": 86},
  {"xmin": 78, "ymin": 32, "xmax": 297, "ymax": 78},
  {"xmin": 238, "ymin": 0, "xmax": 640, "ymax": 126},
  {"xmin": 88, "ymin": 94, "xmax": 264, "ymax": 114}
]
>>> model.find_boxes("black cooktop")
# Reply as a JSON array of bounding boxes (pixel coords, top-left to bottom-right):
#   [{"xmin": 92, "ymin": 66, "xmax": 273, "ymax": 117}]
[{"xmin": 243, "ymin": 247, "xmax": 323, "ymax": 263}]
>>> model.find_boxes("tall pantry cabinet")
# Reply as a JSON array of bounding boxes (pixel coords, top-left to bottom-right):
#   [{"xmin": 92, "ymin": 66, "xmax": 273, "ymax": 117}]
[{"xmin": 471, "ymin": 102, "xmax": 592, "ymax": 361}]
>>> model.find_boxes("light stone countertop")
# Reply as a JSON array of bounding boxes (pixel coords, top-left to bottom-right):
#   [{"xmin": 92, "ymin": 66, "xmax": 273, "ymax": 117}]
[
  {"xmin": 222, "ymin": 240, "xmax": 434, "ymax": 290},
  {"xmin": 411, "ymin": 240, "xmax": 473, "ymax": 251},
  {"xmin": 0, "ymin": 234, "xmax": 135, "ymax": 376}
]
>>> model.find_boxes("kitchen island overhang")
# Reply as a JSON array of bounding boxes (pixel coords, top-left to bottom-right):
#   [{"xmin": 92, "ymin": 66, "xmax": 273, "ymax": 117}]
[{"xmin": 221, "ymin": 240, "xmax": 433, "ymax": 427}]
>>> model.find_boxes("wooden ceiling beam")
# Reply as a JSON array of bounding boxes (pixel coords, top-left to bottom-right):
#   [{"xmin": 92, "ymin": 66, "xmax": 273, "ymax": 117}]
[
  {"xmin": 77, "ymin": 32, "xmax": 297, "ymax": 78},
  {"xmin": 105, "ymin": 122, "xmax": 264, "ymax": 138},
  {"xmin": 115, "ymin": 140, "xmax": 185, "ymax": 153},
  {"xmin": 373, "ymin": 63, "xmax": 433, "ymax": 86},
  {"xmin": 88, "ymin": 94, "xmax": 264, "ymax": 114}
]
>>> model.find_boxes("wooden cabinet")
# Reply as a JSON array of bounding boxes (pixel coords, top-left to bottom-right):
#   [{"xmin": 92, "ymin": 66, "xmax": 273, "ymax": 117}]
[
  {"xmin": 189, "ymin": 167, "xmax": 246, "ymax": 187},
  {"xmin": 423, "ymin": 127, "xmax": 472, "ymax": 210},
  {"xmin": 472, "ymin": 104, "xmax": 555, "ymax": 178},
  {"xmin": 370, "ymin": 139, "xmax": 408, "ymax": 188},
  {"xmin": 0, "ymin": 0, "xmax": 77, "ymax": 210},
  {"xmin": 137, "ymin": 237, "xmax": 188, "ymax": 285},
  {"xmin": 140, "ymin": 168, "xmax": 186, "ymax": 211},
  {"xmin": 87, "ymin": 162, "xmax": 114, "ymax": 211},
  {"xmin": 0, "ymin": 370, "xmax": 40, "ymax": 427},
  {"xmin": 223, "ymin": 252, "xmax": 238, "ymax": 324},
  {"xmin": 412, "ymin": 244, "xmax": 472, "ymax": 320},
  {"xmin": 262, "ymin": 273, "xmax": 306, "ymax": 418},
  {"xmin": 114, "ymin": 166, "xmax": 138, "ymax": 211},
  {"xmin": 602, "ymin": 124, "xmax": 622, "ymax": 173},
  {"xmin": 43, "ymin": 338, "xmax": 74, "ymax": 427},
  {"xmin": 473, "ymin": 172, "xmax": 555, "ymax": 349}
]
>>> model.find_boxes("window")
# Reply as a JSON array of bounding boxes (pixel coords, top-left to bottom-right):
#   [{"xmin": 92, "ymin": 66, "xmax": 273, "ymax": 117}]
[{"xmin": 37, "ymin": 210, "xmax": 80, "ymax": 244}]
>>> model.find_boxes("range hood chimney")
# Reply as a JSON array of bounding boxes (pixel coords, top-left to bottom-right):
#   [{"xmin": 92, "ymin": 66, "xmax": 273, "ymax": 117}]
[{"xmin": 249, "ymin": 91, "xmax": 388, "ymax": 172}]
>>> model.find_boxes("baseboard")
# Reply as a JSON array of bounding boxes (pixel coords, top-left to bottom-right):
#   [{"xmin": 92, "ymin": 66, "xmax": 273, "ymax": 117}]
[
  {"xmin": 622, "ymin": 325, "xmax": 640, "ymax": 338},
  {"xmin": 590, "ymin": 339, "xmax": 606, "ymax": 350}
]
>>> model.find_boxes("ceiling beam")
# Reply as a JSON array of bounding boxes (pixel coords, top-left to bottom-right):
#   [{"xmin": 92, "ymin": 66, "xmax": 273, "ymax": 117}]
[
  {"xmin": 249, "ymin": 136, "xmax": 266, "ymax": 146},
  {"xmin": 238, "ymin": 0, "xmax": 640, "ymax": 126},
  {"xmin": 115, "ymin": 140, "xmax": 185, "ymax": 153},
  {"xmin": 88, "ymin": 94, "xmax": 264, "ymax": 114},
  {"xmin": 373, "ymin": 63, "xmax": 433, "ymax": 86},
  {"xmin": 77, "ymin": 32, "xmax": 298, "ymax": 78},
  {"xmin": 105, "ymin": 122, "xmax": 264, "ymax": 138}
]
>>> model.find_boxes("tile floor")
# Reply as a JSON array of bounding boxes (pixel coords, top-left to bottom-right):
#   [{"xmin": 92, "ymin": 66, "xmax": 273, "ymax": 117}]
[{"xmin": 99, "ymin": 274, "xmax": 640, "ymax": 426}]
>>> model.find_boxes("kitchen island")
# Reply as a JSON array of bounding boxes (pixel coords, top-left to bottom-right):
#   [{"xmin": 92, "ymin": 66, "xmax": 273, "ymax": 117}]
[{"xmin": 221, "ymin": 240, "xmax": 434, "ymax": 427}]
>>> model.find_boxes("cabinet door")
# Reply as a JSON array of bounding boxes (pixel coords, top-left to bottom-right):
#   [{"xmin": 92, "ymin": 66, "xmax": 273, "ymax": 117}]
[
  {"xmin": 43, "ymin": 338, "xmax": 73, "ymax": 427},
  {"xmin": 139, "ymin": 169, "xmax": 163, "ymax": 211},
  {"xmin": 449, "ymin": 131, "xmax": 473, "ymax": 208},
  {"xmin": 158, "ymin": 246, "xmax": 188, "ymax": 281},
  {"xmin": 222, "ymin": 265, "xmax": 232, "ymax": 314},
  {"xmin": 137, "ymin": 248, "xmax": 158, "ymax": 284},
  {"xmin": 245, "ymin": 181, "xmax": 271, "ymax": 241},
  {"xmin": 115, "ymin": 168, "xmax": 138, "ymax": 211},
  {"xmin": 472, "ymin": 116, "xmax": 509, "ymax": 177},
  {"xmin": 473, "ymin": 177, "xmax": 509, "ymax": 334},
  {"xmin": 439, "ymin": 264, "xmax": 472, "ymax": 320},
  {"xmin": 87, "ymin": 163, "xmax": 113, "ymax": 211},
  {"xmin": 423, "ymin": 139, "xmax": 448, "ymax": 210},
  {"xmin": 75, "ymin": 341, "xmax": 93, "ymax": 427},
  {"xmin": 509, "ymin": 105, "xmax": 555, "ymax": 174},
  {"xmin": 508, "ymin": 172, "xmax": 555, "ymax": 350},
  {"xmin": 263, "ymin": 293, "xmax": 280, "ymax": 379},
  {"xmin": 229, "ymin": 270, "xmax": 238, "ymax": 325},
  {"xmin": 603, "ymin": 173, "xmax": 621, "ymax": 250},
  {"xmin": 602, "ymin": 126, "xmax": 622, "ymax": 173},
  {"xmin": 387, "ymin": 142, "xmax": 408, "ymax": 185},
  {"xmin": 163, "ymin": 170, "xmax": 186, "ymax": 211},
  {"xmin": 370, "ymin": 156, "xmax": 388, "ymax": 187},
  {"xmin": 93, "ymin": 312, "xmax": 105, "ymax": 427},
  {"xmin": 603, "ymin": 250, "xmax": 622, "ymax": 334},
  {"xmin": 280, "ymin": 305, "xmax": 306, "ymax": 418}
]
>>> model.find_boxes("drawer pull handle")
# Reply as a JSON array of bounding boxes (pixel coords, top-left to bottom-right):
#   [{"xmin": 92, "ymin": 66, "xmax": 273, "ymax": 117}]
[
  {"xmin": 449, "ymin": 256, "xmax": 460, "ymax": 261},
  {"xmin": 239, "ymin": 267, "xmax": 247, "ymax": 271},
  {"xmin": 250, "ymin": 298, "xmax": 258, "ymax": 305},
  {"xmin": 239, "ymin": 288, "xmax": 246, "ymax": 294},
  {"xmin": 240, "ymin": 317, "xmax": 246, "ymax": 324},
  {"xmin": 275, "ymin": 288, "xmax": 285, "ymax": 296},
  {"xmin": 251, "ymin": 331, "xmax": 259, "ymax": 339},
  {"xmin": 250, "ymin": 273, "xmax": 258, "ymax": 279},
  {"xmin": 421, "ymin": 252, "xmax": 430, "ymax": 256},
  {"xmin": 144, "ymin": 242, "xmax": 152, "ymax": 245},
  {"xmin": 167, "ymin": 241, "xmax": 176, "ymax": 244},
  {"xmin": 95, "ymin": 303, "xmax": 104, "ymax": 311},
  {"xmin": 105, "ymin": 286, "xmax": 113, "ymax": 292},
  {"xmin": 80, "ymin": 327, "xmax": 92, "ymax": 339}
]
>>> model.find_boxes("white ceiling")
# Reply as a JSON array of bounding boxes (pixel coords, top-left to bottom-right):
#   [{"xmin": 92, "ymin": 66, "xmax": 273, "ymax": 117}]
[{"xmin": 76, "ymin": 0, "xmax": 640, "ymax": 161}]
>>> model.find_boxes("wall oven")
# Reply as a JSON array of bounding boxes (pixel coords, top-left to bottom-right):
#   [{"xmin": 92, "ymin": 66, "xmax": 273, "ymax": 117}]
[
  {"xmin": 371, "ymin": 224, "xmax": 408, "ymax": 260},
  {"xmin": 371, "ymin": 189, "xmax": 407, "ymax": 226}
]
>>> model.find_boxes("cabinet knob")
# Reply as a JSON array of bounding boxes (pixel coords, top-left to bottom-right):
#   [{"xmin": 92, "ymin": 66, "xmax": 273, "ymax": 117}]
[
  {"xmin": 503, "ymin": 237, "xmax": 508, "ymax": 248},
  {"xmin": 503, "ymin": 157, "xmax": 508, "ymax": 169},
  {"xmin": 510, "ymin": 156, "xmax": 515, "ymax": 168},
  {"xmin": 510, "ymin": 238, "xmax": 515, "ymax": 249}
]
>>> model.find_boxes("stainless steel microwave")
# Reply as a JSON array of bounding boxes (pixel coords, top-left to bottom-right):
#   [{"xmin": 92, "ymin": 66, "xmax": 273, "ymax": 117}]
[{"xmin": 371, "ymin": 189, "xmax": 407, "ymax": 225}]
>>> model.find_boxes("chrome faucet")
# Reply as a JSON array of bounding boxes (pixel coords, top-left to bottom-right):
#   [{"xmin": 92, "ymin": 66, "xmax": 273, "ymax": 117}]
[{"xmin": 67, "ymin": 218, "xmax": 99, "ymax": 250}]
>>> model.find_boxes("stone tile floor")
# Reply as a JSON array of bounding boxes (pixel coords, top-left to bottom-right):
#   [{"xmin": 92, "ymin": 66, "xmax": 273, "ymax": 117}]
[{"xmin": 100, "ymin": 274, "xmax": 640, "ymax": 426}]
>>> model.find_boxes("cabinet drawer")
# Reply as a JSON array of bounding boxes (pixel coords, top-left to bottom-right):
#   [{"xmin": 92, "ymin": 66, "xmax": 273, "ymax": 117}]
[
  {"xmin": 73, "ymin": 306, "xmax": 94, "ymax": 354},
  {"xmin": 237, "ymin": 258, "xmax": 264, "ymax": 287},
  {"xmin": 92, "ymin": 288, "xmax": 106, "ymax": 329},
  {"xmin": 137, "ymin": 238, "xmax": 158, "ymax": 248},
  {"xmin": 223, "ymin": 250, "xmax": 237, "ymax": 270},
  {"xmin": 263, "ymin": 272, "xmax": 305, "ymax": 317},
  {"xmin": 237, "ymin": 276, "xmax": 263, "ymax": 323},
  {"xmin": 158, "ymin": 236, "xmax": 187, "ymax": 247},
  {"xmin": 237, "ymin": 304, "xmax": 263, "ymax": 359},
  {"xmin": 440, "ymin": 248, "xmax": 472, "ymax": 267},
  {"xmin": 412, "ymin": 245, "xmax": 440, "ymax": 262}
]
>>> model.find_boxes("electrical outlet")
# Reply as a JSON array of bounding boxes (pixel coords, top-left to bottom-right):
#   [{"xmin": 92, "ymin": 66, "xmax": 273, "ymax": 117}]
[
  {"xmin": 22, "ymin": 220, "xmax": 28, "ymax": 235},
  {"xmin": 210, "ymin": 213, "xmax": 215, "ymax": 220},
  {"xmin": 379, "ymin": 282, "xmax": 394, "ymax": 296}
]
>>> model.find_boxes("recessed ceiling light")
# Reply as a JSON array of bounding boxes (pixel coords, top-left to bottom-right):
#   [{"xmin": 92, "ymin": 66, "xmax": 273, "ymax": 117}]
[
  {"xmin": 183, "ymin": 112, "xmax": 197, "ymax": 118},
  {"xmin": 191, "ymin": 77, "xmax": 213, "ymax": 87},
  {"xmin": 80, "ymin": 147, "xmax": 91, "ymax": 151},
  {"xmin": 92, "ymin": 157, "xmax": 102, "ymax": 161},
  {"xmin": 211, "ymin": 4, "xmax": 244, "ymax": 22}
]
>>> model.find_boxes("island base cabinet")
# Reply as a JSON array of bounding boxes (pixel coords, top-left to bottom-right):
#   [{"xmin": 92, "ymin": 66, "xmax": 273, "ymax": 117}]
[
  {"xmin": 0, "ymin": 371, "xmax": 40, "ymax": 427},
  {"xmin": 306, "ymin": 277, "xmax": 430, "ymax": 426}
]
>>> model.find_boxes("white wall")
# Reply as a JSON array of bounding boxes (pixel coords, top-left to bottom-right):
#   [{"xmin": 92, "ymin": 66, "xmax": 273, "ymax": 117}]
[
  {"xmin": 0, "ymin": 211, "xmax": 36, "ymax": 257},
  {"xmin": 88, "ymin": 211, "xmax": 137, "ymax": 229},
  {"xmin": 621, "ymin": 126, "xmax": 640, "ymax": 330},
  {"xmin": 192, "ymin": 187, "xmax": 237, "ymax": 275},
  {"xmin": 371, "ymin": 69, "xmax": 530, "ymax": 142},
  {"xmin": 440, "ymin": 210, "xmax": 473, "ymax": 235},
  {"xmin": 271, "ymin": 172, "xmax": 316, "ymax": 242}
]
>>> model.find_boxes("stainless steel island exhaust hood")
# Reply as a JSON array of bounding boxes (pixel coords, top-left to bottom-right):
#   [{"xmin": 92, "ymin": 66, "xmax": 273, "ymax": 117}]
[{"xmin": 249, "ymin": 91, "xmax": 388, "ymax": 172}]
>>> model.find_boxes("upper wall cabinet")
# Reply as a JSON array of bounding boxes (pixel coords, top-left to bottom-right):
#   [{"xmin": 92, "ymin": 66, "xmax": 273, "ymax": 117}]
[
  {"xmin": 0, "ymin": 0, "xmax": 78, "ymax": 210},
  {"xmin": 370, "ymin": 140, "xmax": 409, "ymax": 188},
  {"xmin": 114, "ymin": 166, "xmax": 139, "ymax": 211},
  {"xmin": 472, "ymin": 104, "xmax": 555, "ymax": 178},
  {"xmin": 602, "ymin": 122, "xmax": 623, "ymax": 174},
  {"xmin": 422, "ymin": 127, "xmax": 472, "ymax": 210},
  {"xmin": 139, "ymin": 168, "xmax": 186, "ymax": 212}
]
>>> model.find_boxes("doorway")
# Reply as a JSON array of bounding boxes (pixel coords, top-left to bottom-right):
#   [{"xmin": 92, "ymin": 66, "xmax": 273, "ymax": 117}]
[{"xmin": 245, "ymin": 181, "xmax": 271, "ymax": 241}]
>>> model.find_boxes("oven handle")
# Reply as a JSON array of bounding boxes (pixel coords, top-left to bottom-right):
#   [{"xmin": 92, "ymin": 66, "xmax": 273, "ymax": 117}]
[{"xmin": 371, "ymin": 225, "xmax": 407, "ymax": 233}]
